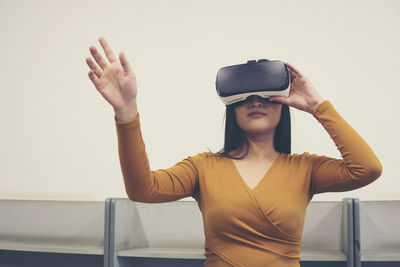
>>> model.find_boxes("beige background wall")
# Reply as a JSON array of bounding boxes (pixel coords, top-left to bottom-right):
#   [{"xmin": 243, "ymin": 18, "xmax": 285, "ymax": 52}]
[{"xmin": 0, "ymin": 0, "xmax": 398, "ymax": 201}]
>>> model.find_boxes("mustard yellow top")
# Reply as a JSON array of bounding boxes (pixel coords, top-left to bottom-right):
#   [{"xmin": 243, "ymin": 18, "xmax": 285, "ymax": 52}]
[{"xmin": 114, "ymin": 100, "xmax": 382, "ymax": 267}]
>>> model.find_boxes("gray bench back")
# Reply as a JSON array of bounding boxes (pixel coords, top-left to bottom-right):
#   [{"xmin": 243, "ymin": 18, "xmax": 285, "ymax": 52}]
[
  {"xmin": 301, "ymin": 199, "xmax": 353, "ymax": 264},
  {"xmin": 0, "ymin": 199, "xmax": 106, "ymax": 255},
  {"xmin": 0, "ymin": 198, "xmax": 356, "ymax": 267},
  {"xmin": 353, "ymin": 199, "xmax": 400, "ymax": 266}
]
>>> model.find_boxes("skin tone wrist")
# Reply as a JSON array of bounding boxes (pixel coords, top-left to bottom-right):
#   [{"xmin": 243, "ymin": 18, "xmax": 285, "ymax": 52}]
[
  {"xmin": 308, "ymin": 97, "xmax": 326, "ymax": 114},
  {"xmin": 114, "ymin": 101, "xmax": 138, "ymax": 122}
]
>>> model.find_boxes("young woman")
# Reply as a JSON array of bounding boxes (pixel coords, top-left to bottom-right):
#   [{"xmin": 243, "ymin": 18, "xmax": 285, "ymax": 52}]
[{"xmin": 86, "ymin": 37, "xmax": 382, "ymax": 267}]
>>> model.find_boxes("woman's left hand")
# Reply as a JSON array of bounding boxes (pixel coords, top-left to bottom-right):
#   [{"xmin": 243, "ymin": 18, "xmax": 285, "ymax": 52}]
[{"xmin": 269, "ymin": 62, "xmax": 326, "ymax": 114}]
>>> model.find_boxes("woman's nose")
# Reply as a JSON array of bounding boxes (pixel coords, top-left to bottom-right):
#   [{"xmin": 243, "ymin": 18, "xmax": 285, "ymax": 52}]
[{"xmin": 247, "ymin": 96, "xmax": 264, "ymax": 107}]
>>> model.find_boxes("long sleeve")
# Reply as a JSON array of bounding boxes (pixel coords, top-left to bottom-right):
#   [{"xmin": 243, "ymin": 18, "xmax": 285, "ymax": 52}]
[
  {"xmin": 308, "ymin": 100, "xmax": 383, "ymax": 198},
  {"xmin": 115, "ymin": 112, "xmax": 200, "ymax": 203}
]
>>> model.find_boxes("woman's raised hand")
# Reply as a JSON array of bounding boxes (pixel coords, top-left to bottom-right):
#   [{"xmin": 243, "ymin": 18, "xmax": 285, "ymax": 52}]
[
  {"xmin": 86, "ymin": 37, "xmax": 137, "ymax": 114},
  {"xmin": 269, "ymin": 62, "xmax": 325, "ymax": 114}
]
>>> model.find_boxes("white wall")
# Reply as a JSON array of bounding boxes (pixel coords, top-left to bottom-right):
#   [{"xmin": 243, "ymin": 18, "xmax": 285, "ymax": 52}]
[{"xmin": 0, "ymin": 0, "xmax": 398, "ymax": 201}]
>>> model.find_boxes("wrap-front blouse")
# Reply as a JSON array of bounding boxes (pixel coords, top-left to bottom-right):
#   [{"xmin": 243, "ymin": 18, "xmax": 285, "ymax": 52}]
[{"xmin": 114, "ymin": 100, "xmax": 382, "ymax": 266}]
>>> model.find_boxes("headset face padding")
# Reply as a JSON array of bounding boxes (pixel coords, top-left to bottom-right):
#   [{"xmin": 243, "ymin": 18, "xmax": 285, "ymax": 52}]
[{"xmin": 216, "ymin": 59, "xmax": 291, "ymax": 106}]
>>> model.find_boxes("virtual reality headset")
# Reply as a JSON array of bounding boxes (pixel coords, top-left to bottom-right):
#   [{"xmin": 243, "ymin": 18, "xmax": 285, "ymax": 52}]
[{"xmin": 215, "ymin": 59, "xmax": 291, "ymax": 106}]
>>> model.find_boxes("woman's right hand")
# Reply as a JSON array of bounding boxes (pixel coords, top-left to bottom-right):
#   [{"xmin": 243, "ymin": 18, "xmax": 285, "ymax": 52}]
[{"xmin": 86, "ymin": 37, "xmax": 137, "ymax": 113}]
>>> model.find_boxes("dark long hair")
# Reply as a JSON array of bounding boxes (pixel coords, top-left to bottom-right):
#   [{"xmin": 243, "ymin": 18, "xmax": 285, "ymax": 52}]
[{"xmin": 214, "ymin": 101, "xmax": 291, "ymax": 159}]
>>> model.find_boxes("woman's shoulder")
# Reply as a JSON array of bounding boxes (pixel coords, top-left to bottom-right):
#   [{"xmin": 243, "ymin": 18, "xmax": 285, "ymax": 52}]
[
  {"xmin": 287, "ymin": 151, "xmax": 338, "ymax": 168},
  {"xmin": 187, "ymin": 151, "xmax": 224, "ymax": 161},
  {"xmin": 186, "ymin": 151, "xmax": 226, "ymax": 166},
  {"xmin": 284, "ymin": 151, "xmax": 315, "ymax": 163}
]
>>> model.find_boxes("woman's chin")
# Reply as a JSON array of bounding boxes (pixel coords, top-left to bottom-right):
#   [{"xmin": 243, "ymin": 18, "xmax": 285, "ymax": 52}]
[{"xmin": 244, "ymin": 127, "xmax": 274, "ymax": 136}]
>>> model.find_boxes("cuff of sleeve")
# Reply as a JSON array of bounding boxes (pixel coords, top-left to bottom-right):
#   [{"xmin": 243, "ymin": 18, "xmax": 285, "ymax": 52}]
[
  {"xmin": 114, "ymin": 112, "xmax": 140, "ymax": 131},
  {"xmin": 312, "ymin": 100, "xmax": 332, "ymax": 118}
]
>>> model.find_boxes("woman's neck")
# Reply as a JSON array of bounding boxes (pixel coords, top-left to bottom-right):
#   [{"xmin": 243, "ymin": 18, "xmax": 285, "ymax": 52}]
[{"xmin": 231, "ymin": 141, "xmax": 279, "ymax": 161}]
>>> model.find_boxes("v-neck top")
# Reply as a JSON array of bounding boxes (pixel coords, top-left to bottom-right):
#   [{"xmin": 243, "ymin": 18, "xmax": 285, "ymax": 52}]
[
  {"xmin": 230, "ymin": 153, "xmax": 283, "ymax": 192},
  {"xmin": 114, "ymin": 100, "xmax": 382, "ymax": 267}
]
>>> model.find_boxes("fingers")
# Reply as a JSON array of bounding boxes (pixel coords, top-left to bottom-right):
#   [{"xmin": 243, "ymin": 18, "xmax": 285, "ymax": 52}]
[
  {"xmin": 284, "ymin": 62, "xmax": 300, "ymax": 83},
  {"xmin": 269, "ymin": 96, "xmax": 290, "ymax": 106},
  {"xmin": 89, "ymin": 46, "xmax": 108, "ymax": 70},
  {"xmin": 98, "ymin": 36, "xmax": 117, "ymax": 63},
  {"xmin": 86, "ymin": 57, "xmax": 103, "ymax": 78},
  {"xmin": 119, "ymin": 51, "xmax": 133, "ymax": 75},
  {"xmin": 88, "ymin": 70, "xmax": 101, "ymax": 89},
  {"xmin": 284, "ymin": 62, "xmax": 303, "ymax": 77}
]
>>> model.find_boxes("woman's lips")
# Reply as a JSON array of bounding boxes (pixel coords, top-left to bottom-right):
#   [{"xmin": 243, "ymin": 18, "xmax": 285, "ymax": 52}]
[{"xmin": 248, "ymin": 113, "xmax": 266, "ymax": 118}]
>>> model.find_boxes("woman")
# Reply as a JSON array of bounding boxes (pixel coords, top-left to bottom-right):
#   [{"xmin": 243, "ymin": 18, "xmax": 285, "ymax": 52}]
[{"xmin": 86, "ymin": 36, "xmax": 382, "ymax": 267}]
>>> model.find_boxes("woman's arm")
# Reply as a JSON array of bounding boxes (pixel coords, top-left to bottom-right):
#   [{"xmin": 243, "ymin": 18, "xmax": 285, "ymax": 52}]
[
  {"xmin": 115, "ymin": 112, "xmax": 200, "ymax": 203},
  {"xmin": 85, "ymin": 36, "xmax": 200, "ymax": 203},
  {"xmin": 308, "ymin": 100, "xmax": 382, "ymax": 197},
  {"xmin": 268, "ymin": 62, "xmax": 382, "ymax": 198}
]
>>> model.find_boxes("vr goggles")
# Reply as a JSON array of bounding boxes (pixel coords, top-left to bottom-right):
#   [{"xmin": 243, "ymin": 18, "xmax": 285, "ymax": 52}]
[{"xmin": 215, "ymin": 59, "xmax": 291, "ymax": 106}]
